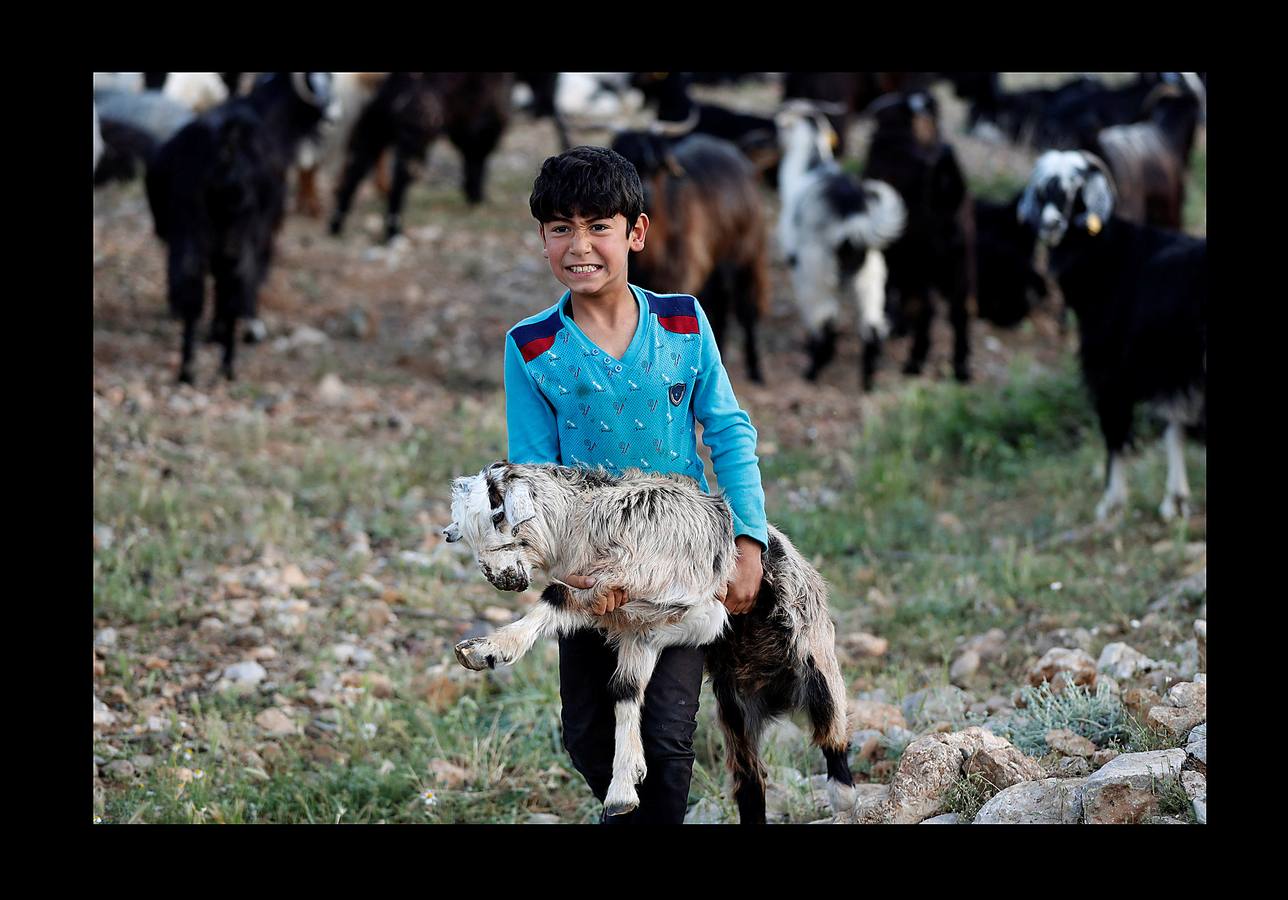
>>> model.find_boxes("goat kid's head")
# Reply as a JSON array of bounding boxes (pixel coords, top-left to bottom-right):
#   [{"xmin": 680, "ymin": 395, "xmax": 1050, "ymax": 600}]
[
  {"xmin": 1018, "ymin": 150, "xmax": 1116, "ymax": 247},
  {"xmin": 443, "ymin": 462, "xmax": 540, "ymax": 592}
]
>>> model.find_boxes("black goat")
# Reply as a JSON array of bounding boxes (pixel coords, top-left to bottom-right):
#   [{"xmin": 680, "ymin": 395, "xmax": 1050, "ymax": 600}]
[
  {"xmin": 972, "ymin": 193, "xmax": 1046, "ymax": 329},
  {"xmin": 970, "ymin": 74, "xmax": 1164, "ymax": 150},
  {"xmin": 632, "ymin": 73, "xmax": 780, "ymax": 182},
  {"xmin": 146, "ymin": 72, "xmax": 332, "ymax": 384},
  {"xmin": 329, "ymin": 72, "xmax": 512, "ymax": 242},
  {"xmin": 611, "ymin": 129, "xmax": 772, "ymax": 383},
  {"xmin": 861, "ymin": 91, "xmax": 974, "ymax": 386},
  {"xmin": 1019, "ymin": 150, "xmax": 1206, "ymax": 521}
]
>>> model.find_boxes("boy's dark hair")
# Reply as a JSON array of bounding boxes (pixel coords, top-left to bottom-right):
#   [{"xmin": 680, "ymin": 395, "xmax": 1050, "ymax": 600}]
[{"xmin": 529, "ymin": 145, "xmax": 645, "ymax": 229}]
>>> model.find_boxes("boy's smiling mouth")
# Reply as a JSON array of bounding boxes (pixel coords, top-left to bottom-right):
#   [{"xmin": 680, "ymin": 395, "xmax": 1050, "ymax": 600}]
[{"xmin": 567, "ymin": 264, "xmax": 603, "ymax": 275}]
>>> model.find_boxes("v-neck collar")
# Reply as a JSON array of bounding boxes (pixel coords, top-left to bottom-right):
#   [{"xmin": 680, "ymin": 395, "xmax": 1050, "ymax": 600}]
[{"xmin": 557, "ymin": 285, "xmax": 650, "ymax": 369}]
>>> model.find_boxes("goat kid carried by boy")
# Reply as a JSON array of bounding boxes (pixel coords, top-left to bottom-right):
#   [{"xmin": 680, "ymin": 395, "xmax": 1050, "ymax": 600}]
[{"xmin": 444, "ymin": 461, "xmax": 856, "ymax": 823}]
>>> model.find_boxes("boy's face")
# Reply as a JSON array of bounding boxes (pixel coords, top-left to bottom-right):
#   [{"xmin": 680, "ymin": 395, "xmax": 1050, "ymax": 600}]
[{"xmin": 539, "ymin": 212, "xmax": 648, "ymax": 302}]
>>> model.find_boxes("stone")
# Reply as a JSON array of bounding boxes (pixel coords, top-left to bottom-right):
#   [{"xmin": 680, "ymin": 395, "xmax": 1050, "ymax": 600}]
[
  {"xmin": 255, "ymin": 708, "xmax": 298, "ymax": 737},
  {"xmin": 1092, "ymin": 749, "xmax": 1120, "ymax": 768},
  {"xmin": 1147, "ymin": 706, "xmax": 1205, "ymax": 740},
  {"xmin": 227, "ymin": 599, "xmax": 259, "ymax": 626},
  {"xmin": 95, "ymin": 627, "xmax": 118, "ymax": 649},
  {"xmin": 1181, "ymin": 770, "xmax": 1206, "ymax": 805},
  {"xmin": 962, "ymin": 743, "xmax": 1046, "ymax": 791},
  {"xmin": 1186, "ymin": 723, "xmax": 1207, "ymax": 766},
  {"xmin": 1045, "ymin": 728, "xmax": 1096, "ymax": 758},
  {"xmin": 317, "ymin": 373, "xmax": 349, "ymax": 406},
  {"xmin": 1034, "ymin": 628, "xmax": 1093, "ymax": 655},
  {"xmin": 1053, "ymin": 757, "xmax": 1092, "ymax": 778},
  {"xmin": 961, "ymin": 628, "xmax": 1008, "ymax": 661},
  {"xmin": 195, "ymin": 620, "xmax": 226, "ymax": 641},
  {"xmin": 1194, "ymin": 619, "xmax": 1206, "ymax": 672},
  {"xmin": 985, "ymin": 695, "xmax": 1012, "ymax": 714},
  {"xmin": 841, "ymin": 632, "xmax": 889, "ymax": 658},
  {"xmin": 848, "ymin": 699, "xmax": 907, "ymax": 733},
  {"xmin": 1166, "ymin": 681, "xmax": 1206, "ymax": 711},
  {"xmin": 920, "ymin": 813, "xmax": 960, "ymax": 824},
  {"xmin": 222, "ymin": 660, "xmax": 267, "ymax": 687},
  {"xmin": 104, "ymin": 759, "xmax": 136, "ymax": 781},
  {"xmin": 949, "ymin": 651, "xmax": 981, "ymax": 686},
  {"xmin": 1028, "ymin": 647, "xmax": 1097, "ymax": 692},
  {"xmin": 1096, "ymin": 642, "xmax": 1164, "ymax": 680},
  {"xmin": 1122, "ymin": 687, "xmax": 1163, "ymax": 722},
  {"xmin": 131, "ymin": 754, "xmax": 156, "ymax": 772},
  {"xmin": 763, "ymin": 718, "xmax": 809, "ymax": 761},
  {"xmin": 973, "ymin": 778, "xmax": 1086, "ymax": 824},
  {"xmin": 526, "ymin": 813, "xmax": 562, "ymax": 825},
  {"xmin": 1172, "ymin": 640, "xmax": 1199, "ymax": 680},
  {"xmin": 901, "ymin": 686, "xmax": 974, "ymax": 728},
  {"xmin": 856, "ymin": 727, "xmax": 1021, "ymax": 824},
  {"xmin": 93, "ymin": 695, "xmax": 117, "ymax": 727},
  {"xmin": 1081, "ymin": 749, "xmax": 1186, "ymax": 824},
  {"xmin": 363, "ymin": 601, "xmax": 397, "ymax": 630},
  {"xmin": 1193, "ymin": 796, "xmax": 1207, "ymax": 824},
  {"xmin": 684, "ymin": 798, "xmax": 732, "ymax": 824}
]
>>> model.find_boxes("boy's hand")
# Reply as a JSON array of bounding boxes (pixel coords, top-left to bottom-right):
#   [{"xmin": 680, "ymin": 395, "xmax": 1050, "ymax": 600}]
[
  {"xmin": 718, "ymin": 537, "xmax": 763, "ymax": 615},
  {"xmin": 563, "ymin": 574, "xmax": 630, "ymax": 616}
]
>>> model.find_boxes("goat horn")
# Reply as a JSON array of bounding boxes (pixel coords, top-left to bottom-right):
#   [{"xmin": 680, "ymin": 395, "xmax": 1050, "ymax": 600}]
[{"xmin": 649, "ymin": 107, "xmax": 700, "ymax": 137}]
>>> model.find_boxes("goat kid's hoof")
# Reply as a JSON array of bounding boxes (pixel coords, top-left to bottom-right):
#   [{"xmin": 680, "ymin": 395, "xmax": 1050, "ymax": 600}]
[
  {"xmin": 177, "ymin": 370, "xmax": 195, "ymax": 386},
  {"xmin": 902, "ymin": 359, "xmax": 924, "ymax": 376},
  {"xmin": 243, "ymin": 318, "xmax": 267, "ymax": 344},
  {"xmin": 1159, "ymin": 494, "xmax": 1190, "ymax": 521},
  {"xmin": 603, "ymin": 786, "xmax": 640, "ymax": 817},
  {"xmin": 454, "ymin": 638, "xmax": 499, "ymax": 671}
]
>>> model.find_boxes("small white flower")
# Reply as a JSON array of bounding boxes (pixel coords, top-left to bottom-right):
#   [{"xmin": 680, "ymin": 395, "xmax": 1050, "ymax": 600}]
[
  {"xmin": 1050, "ymin": 582, "xmax": 1063, "ymax": 591},
  {"xmin": 420, "ymin": 789, "xmax": 437, "ymax": 807},
  {"xmin": 361, "ymin": 723, "xmax": 378, "ymax": 739},
  {"xmin": 93, "ymin": 816, "xmax": 104, "ymax": 825},
  {"xmin": 193, "ymin": 769, "xmax": 206, "ymax": 780}
]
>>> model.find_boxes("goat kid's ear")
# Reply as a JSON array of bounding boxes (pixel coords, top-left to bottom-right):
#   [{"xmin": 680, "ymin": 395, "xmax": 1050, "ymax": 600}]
[{"xmin": 503, "ymin": 480, "xmax": 537, "ymax": 533}]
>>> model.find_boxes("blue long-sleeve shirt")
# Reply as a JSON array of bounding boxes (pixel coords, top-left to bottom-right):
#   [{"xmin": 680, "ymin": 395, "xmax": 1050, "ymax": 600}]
[{"xmin": 504, "ymin": 284, "xmax": 767, "ymax": 548}]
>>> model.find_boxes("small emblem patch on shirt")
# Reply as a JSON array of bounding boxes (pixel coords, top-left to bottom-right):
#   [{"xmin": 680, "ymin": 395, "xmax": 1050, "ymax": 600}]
[{"xmin": 668, "ymin": 382, "xmax": 686, "ymax": 406}]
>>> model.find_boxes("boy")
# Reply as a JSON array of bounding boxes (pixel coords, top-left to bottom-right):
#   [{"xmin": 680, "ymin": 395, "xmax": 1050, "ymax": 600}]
[{"xmin": 504, "ymin": 146, "xmax": 767, "ymax": 823}]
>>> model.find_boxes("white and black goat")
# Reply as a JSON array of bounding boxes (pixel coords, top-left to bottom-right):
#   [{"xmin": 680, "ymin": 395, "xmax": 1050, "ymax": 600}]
[
  {"xmin": 443, "ymin": 462, "xmax": 855, "ymax": 824},
  {"xmin": 776, "ymin": 103, "xmax": 906, "ymax": 389},
  {"xmin": 611, "ymin": 129, "xmax": 771, "ymax": 382},
  {"xmin": 145, "ymin": 73, "xmax": 333, "ymax": 384},
  {"xmin": 329, "ymin": 73, "xmax": 513, "ymax": 243},
  {"xmin": 1019, "ymin": 150, "xmax": 1206, "ymax": 521}
]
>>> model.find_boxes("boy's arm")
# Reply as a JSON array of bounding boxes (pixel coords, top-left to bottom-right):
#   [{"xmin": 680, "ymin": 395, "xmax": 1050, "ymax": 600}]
[
  {"xmin": 504, "ymin": 334, "xmax": 560, "ymax": 464},
  {"xmin": 690, "ymin": 303, "xmax": 768, "ymax": 552}
]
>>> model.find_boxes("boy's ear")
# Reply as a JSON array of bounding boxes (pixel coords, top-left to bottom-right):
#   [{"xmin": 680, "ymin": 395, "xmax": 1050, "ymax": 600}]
[{"xmin": 629, "ymin": 213, "xmax": 649, "ymax": 251}]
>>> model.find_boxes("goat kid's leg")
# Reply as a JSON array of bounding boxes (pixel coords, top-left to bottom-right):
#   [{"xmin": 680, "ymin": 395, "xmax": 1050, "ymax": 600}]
[
  {"xmin": 454, "ymin": 592, "xmax": 591, "ymax": 670},
  {"xmin": 947, "ymin": 282, "xmax": 971, "ymax": 384},
  {"xmin": 1159, "ymin": 418, "xmax": 1192, "ymax": 521},
  {"xmin": 603, "ymin": 638, "xmax": 662, "ymax": 817},
  {"xmin": 710, "ymin": 672, "xmax": 767, "ymax": 824},
  {"xmin": 329, "ymin": 135, "xmax": 385, "ymax": 236},
  {"xmin": 802, "ymin": 651, "xmax": 856, "ymax": 817},
  {"xmin": 384, "ymin": 145, "xmax": 423, "ymax": 242}
]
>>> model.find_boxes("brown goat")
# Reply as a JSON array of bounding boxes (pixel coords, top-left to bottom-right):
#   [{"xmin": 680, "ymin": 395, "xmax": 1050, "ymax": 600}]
[{"xmin": 611, "ymin": 131, "xmax": 771, "ymax": 383}]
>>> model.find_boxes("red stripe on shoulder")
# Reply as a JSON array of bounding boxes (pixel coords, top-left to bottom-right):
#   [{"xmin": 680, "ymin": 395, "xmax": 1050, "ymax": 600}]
[
  {"xmin": 658, "ymin": 315, "xmax": 700, "ymax": 335},
  {"xmin": 520, "ymin": 335, "xmax": 556, "ymax": 362}
]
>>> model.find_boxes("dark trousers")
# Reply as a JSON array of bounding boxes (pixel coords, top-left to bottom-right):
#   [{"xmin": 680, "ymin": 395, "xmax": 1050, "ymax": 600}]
[{"xmin": 558, "ymin": 628, "xmax": 705, "ymax": 824}]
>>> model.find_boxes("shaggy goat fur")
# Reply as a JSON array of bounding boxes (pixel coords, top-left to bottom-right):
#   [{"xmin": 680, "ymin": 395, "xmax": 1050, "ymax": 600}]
[
  {"xmin": 329, "ymin": 72, "xmax": 513, "ymax": 242},
  {"xmin": 1019, "ymin": 150, "xmax": 1206, "ymax": 521},
  {"xmin": 611, "ymin": 129, "xmax": 772, "ymax": 382},
  {"xmin": 776, "ymin": 104, "xmax": 906, "ymax": 389},
  {"xmin": 444, "ymin": 462, "xmax": 855, "ymax": 823},
  {"xmin": 145, "ymin": 72, "xmax": 332, "ymax": 383}
]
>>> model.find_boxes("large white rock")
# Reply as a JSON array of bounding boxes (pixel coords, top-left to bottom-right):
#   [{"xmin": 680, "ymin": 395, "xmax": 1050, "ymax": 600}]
[
  {"xmin": 901, "ymin": 685, "xmax": 974, "ymax": 728},
  {"xmin": 855, "ymin": 727, "xmax": 1033, "ymax": 824},
  {"xmin": 1081, "ymin": 749, "xmax": 1187, "ymax": 824},
  {"xmin": 921, "ymin": 813, "xmax": 961, "ymax": 824},
  {"xmin": 973, "ymin": 778, "xmax": 1087, "ymax": 824},
  {"xmin": 1096, "ymin": 642, "xmax": 1164, "ymax": 680}
]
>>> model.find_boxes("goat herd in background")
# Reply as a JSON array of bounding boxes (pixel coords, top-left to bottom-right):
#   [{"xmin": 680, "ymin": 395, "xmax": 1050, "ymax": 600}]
[{"xmin": 92, "ymin": 71, "xmax": 1208, "ymax": 523}]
